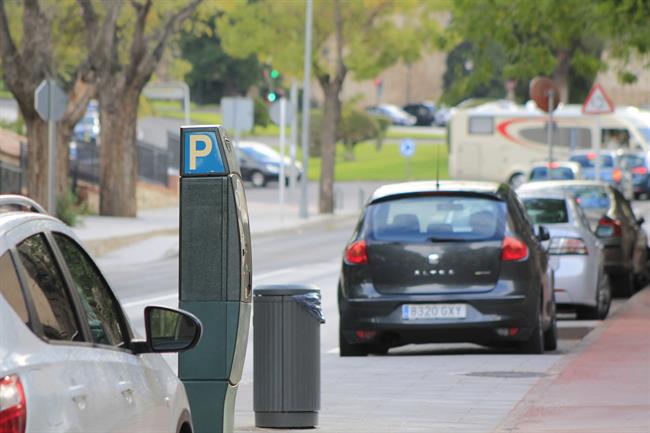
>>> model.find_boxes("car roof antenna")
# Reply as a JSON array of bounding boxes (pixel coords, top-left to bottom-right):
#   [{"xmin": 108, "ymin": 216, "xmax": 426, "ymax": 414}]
[{"xmin": 435, "ymin": 144, "xmax": 441, "ymax": 190}]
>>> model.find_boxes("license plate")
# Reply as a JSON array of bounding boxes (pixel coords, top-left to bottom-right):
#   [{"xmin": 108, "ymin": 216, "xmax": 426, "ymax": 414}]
[{"xmin": 402, "ymin": 304, "xmax": 467, "ymax": 320}]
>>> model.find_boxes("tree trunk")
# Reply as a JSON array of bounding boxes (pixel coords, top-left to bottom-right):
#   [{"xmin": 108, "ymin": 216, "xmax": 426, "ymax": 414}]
[
  {"xmin": 554, "ymin": 49, "xmax": 571, "ymax": 104},
  {"xmin": 24, "ymin": 116, "xmax": 49, "ymax": 206},
  {"xmin": 98, "ymin": 88, "xmax": 139, "ymax": 217},
  {"xmin": 319, "ymin": 82, "xmax": 342, "ymax": 214}
]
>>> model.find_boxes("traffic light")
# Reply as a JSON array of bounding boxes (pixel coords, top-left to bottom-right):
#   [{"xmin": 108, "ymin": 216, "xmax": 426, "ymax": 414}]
[
  {"xmin": 267, "ymin": 91, "xmax": 278, "ymax": 102},
  {"xmin": 270, "ymin": 69, "xmax": 280, "ymax": 79}
]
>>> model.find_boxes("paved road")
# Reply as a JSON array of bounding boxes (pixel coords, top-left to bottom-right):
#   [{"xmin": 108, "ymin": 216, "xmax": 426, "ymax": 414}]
[{"xmin": 98, "ymin": 198, "xmax": 650, "ymax": 432}]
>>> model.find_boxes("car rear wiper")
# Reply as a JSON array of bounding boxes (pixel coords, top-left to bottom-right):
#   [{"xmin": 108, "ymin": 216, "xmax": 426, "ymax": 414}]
[{"xmin": 427, "ymin": 236, "xmax": 466, "ymax": 242}]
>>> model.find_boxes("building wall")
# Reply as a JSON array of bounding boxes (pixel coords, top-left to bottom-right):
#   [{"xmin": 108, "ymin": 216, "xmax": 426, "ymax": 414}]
[{"xmin": 595, "ymin": 56, "xmax": 650, "ymax": 108}]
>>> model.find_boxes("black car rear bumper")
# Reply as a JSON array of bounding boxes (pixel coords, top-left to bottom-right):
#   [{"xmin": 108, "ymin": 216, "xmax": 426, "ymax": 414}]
[{"xmin": 339, "ymin": 291, "xmax": 537, "ymax": 347}]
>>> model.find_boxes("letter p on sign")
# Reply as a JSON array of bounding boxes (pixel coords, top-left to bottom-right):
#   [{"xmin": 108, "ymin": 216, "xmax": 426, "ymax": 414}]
[
  {"xmin": 189, "ymin": 134, "xmax": 212, "ymax": 170},
  {"xmin": 182, "ymin": 130, "xmax": 225, "ymax": 176}
]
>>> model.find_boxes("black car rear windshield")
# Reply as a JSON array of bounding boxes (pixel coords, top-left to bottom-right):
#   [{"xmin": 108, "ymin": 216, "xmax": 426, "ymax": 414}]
[
  {"xmin": 366, "ymin": 195, "xmax": 506, "ymax": 242},
  {"xmin": 570, "ymin": 154, "xmax": 614, "ymax": 168},
  {"xmin": 522, "ymin": 198, "xmax": 569, "ymax": 224}
]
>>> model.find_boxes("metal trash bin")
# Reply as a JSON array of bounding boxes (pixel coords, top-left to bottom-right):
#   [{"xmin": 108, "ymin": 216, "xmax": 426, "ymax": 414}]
[{"xmin": 253, "ymin": 284, "xmax": 325, "ymax": 428}]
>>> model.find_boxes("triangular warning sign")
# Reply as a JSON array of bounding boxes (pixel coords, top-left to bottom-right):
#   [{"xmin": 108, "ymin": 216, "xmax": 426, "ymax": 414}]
[{"xmin": 582, "ymin": 83, "xmax": 615, "ymax": 115}]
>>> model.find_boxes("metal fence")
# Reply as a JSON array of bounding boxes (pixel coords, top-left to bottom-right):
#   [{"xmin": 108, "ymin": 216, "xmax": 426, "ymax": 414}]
[
  {"xmin": 0, "ymin": 160, "xmax": 23, "ymax": 194},
  {"xmin": 70, "ymin": 140, "xmax": 170, "ymax": 186}
]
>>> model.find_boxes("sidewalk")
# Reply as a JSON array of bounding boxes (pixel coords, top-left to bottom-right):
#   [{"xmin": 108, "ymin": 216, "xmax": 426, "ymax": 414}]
[
  {"xmin": 73, "ymin": 200, "xmax": 358, "ymax": 258},
  {"xmin": 495, "ymin": 288, "xmax": 650, "ymax": 433}
]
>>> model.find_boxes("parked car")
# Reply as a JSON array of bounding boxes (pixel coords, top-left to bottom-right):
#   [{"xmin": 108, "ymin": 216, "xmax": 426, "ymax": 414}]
[
  {"xmin": 366, "ymin": 104, "xmax": 416, "ymax": 126},
  {"xmin": 569, "ymin": 150, "xmax": 622, "ymax": 186},
  {"xmin": 618, "ymin": 151, "xmax": 650, "ymax": 199},
  {"xmin": 518, "ymin": 180, "xmax": 648, "ymax": 295},
  {"xmin": 402, "ymin": 103, "xmax": 436, "ymax": 126},
  {"xmin": 527, "ymin": 161, "xmax": 583, "ymax": 182},
  {"xmin": 338, "ymin": 181, "xmax": 557, "ymax": 356},
  {"xmin": 434, "ymin": 105, "xmax": 456, "ymax": 127},
  {"xmin": 238, "ymin": 141, "xmax": 303, "ymax": 188},
  {"xmin": 519, "ymin": 192, "xmax": 611, "ymax": 319},
  {"xmin": 0, "ymin": 195, "xmax": 201, "ymax": 433}
]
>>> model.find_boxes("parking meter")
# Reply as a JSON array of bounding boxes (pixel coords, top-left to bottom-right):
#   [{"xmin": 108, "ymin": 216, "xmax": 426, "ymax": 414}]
[{"xmin": 178, "ymin": 126, "xmax": 252, "ymax": 433}]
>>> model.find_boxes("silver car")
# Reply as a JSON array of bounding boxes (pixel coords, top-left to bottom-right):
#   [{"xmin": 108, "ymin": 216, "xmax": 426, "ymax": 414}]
[{"xmin": 519, "ymin": 192, "xmax": 611, "ymax": 320}]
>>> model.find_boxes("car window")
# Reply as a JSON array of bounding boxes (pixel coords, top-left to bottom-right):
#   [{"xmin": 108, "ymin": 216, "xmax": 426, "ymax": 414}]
[
  {"xmin": 367, "ymin": 195, "xmax": 506, "ymax": 242},
  {"xmin": 522, "ymin": 198, "xmax": 569, "ymax": 224},
  {"xmin": 0, "ymin": 252, "xmax": 29, "ymax": 326},
  {"xmin": 568, "ymin": 186, "xmax": 611, "ymax": 210},
  {"xmin": 570, "ymin": 154, "xmax": 614, "ymax": 168},
  {"xmin": 16, "ymin": 234, "xmax": 82, "ymax": 342},
  {"xmin": 530, "ymin": 167, "xmax": 574, "ymax": 180},
  {"xmin": 54, "ymin": 233, "xmax": 126, "ymax": 347}
]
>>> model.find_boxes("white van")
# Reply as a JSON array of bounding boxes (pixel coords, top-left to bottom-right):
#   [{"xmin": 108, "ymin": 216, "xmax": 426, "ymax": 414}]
[{"xmin": 447, "ymin": 100, "xmax": 650, "ymax": 185}]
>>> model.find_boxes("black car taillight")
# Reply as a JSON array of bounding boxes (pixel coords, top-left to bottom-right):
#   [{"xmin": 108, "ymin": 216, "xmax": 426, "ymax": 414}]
[
  {"xmin": 597, "ymin": 216, "xmax": 622, "ymax": 237},
  {"xmin": 345, "ymin": 240, "xmax": 368, "ymax": 265},
  {"xmin": 501, "ymin": 236, "xmax": 528, "ymax": 261},
  {"xmin": 0, "ymin": 375, "xmax": 26, "ymax": 433}
]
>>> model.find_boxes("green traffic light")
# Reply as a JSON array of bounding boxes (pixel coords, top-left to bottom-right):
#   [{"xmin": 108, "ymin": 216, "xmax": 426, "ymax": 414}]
[
  {"xmin": 270, "ymin": 69, "xmax": 279, "ymax": 79},
  {"xmin": 267, "ymin": 92, "xmax": 277, "ymax": 102}
]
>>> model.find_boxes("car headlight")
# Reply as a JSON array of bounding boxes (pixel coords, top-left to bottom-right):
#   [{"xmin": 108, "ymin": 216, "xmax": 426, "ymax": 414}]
[{"xmin": 265, "ymin": 164, "xmax": 280, "ymax": 173}]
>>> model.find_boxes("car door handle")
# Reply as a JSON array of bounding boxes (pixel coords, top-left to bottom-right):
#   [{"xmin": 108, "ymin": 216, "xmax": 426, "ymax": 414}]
[
  {"xmin": 117, "ymin": 380, "xmax": 134, "ymax": 403},
  {"xmin": 67, "ymin": 384, "xmax": 88, "ymax": 409}
]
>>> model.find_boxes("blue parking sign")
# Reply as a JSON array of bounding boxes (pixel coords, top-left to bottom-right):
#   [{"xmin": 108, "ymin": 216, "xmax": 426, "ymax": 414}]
[
  {"xmin": 182, "ymin": 130, "xmax": 226, "ymax": 176},
  {"xmin": 400, "ymin": 139, "xmax": 416, "ymax": 158}
]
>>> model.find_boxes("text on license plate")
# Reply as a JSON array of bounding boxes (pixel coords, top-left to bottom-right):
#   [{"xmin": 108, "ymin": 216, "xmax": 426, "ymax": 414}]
[{"xmin": 402, "ymin": 304, "xmax": 467, "ymax": 320}]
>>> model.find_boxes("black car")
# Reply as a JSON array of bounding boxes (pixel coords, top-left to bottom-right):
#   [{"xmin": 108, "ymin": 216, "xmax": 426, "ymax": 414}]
[
  {"xmin": 338, "ymin": 181, "xmax": 557, "ymax": 356},
  {"xmin": 518, "ymin": 180, "xmax": 649, "ymax": 295},
  {"xmin": 403, "ymin": 103, "xmax": 436, "ymax": 126},
  {"xmin": 237, "ymin": 141, "xmax": 302, "ymax": 187}
]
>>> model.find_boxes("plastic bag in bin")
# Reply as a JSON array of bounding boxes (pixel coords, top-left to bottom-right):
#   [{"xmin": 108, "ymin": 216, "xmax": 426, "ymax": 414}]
[{"xmin": 292, "ymin": 292, "xmax": 326, "ymax": 324}]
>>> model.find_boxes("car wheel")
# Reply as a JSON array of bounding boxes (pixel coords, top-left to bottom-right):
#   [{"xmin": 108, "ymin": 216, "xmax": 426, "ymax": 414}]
[
  {"xmin": 339, "ymin": 328, "xmax": 368, "ymax": 357},
  {"xmin": 576, "ymin": 274, "xmax": 612, "ymax": 320},
  {"xmin": 251, "ymin": 171, "xmax": 266, "ymax": 188},
  {"xmin": 368, "ymin": 345, "xmax": 389, "ymax": 356},
  {"xmin": 509, "ymin": 172, "xmax": 525, "ymax": 189},
  {"xmin": 543, "ymin": 310, "xmax": 558, "ymax": 351},
  {"xmin": 519, "ymin": 300, "xmax": 544, "ymax": 354},
  {"xmin": 611, "ymin": 273, "xmax": 634, "ymax": 297}
]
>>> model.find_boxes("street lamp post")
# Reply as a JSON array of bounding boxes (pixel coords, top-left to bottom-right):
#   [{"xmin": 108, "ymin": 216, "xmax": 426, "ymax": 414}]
[{"xmin": 299, "ymin": 0, "xmax": 313, "ymax": 219}]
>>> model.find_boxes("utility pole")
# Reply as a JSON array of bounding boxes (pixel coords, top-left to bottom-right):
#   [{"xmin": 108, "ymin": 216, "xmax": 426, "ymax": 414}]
[{"xmin": 299, "ymin": 0, "xmax": 313, "ymax": 219}]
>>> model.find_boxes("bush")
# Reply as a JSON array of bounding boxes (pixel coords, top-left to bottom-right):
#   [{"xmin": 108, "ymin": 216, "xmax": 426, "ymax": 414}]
[
  {"xmin": 339, "ymin": 106, "xmax": 380, "ymax": 160},
  {"xmin": 56, "ymin": 190, "xmax": 79, "ymax": 227}
]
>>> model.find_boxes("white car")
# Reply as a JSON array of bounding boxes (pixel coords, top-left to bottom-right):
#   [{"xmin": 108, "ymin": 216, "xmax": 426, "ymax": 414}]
[
  {"xmin": 527, "ymin": 161, "xmax": 584, "ymax": 183},
  {"xmin": 0, "ymin": 196, "xmax": 201, "ymax": 433},
  {"xmin": 519, "ymin": 192, "xmax": 611, "ymax": 319}
]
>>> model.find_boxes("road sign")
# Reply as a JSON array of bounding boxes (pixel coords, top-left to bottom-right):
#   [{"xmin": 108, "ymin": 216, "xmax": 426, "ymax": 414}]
[
  {"xmin": 34, "ymin": 79, "xmax": 67, "ymax": 121},
  {"xmin": 222, "ymin": 97, "xmax": 254, "ymax": 132},
  {"xmin": 582, "ymin": 83, "xmax": 615, "ymax": 115},
  {"xmin": 269, "ymin": 100, "xmax": 293, "ymax": 126},
  {"xmin": 400, "ymin": 139, "xmax": 416, "ymax": 158}
]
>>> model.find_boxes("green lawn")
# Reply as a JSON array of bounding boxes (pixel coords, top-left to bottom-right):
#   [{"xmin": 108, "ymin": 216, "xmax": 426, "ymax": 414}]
[
  {"xmin": 385, "ymin": 129, "xmax": 445, "ymax": 141},
  {"xmin": 305, "ymin": 141, "xmax": 448, "ymax": 182}
]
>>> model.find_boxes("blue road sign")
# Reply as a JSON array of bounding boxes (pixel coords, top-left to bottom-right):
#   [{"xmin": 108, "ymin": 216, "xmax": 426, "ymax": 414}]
[
  {"xmin": 182, "ymin": 130, "xmax": 226, "ymax": 176},
  {"xmin": 400, "ymin": 139, "xmax": 416, "ymax": 158}
]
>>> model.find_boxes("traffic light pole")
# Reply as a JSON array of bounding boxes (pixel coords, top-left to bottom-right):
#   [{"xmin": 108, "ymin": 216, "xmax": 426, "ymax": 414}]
[{"xmin": 299, "ymin": 0, "xmax": 313, "ymax": 219}]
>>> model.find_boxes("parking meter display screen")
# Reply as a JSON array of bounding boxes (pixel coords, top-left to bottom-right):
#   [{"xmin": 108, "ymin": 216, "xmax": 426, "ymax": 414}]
[{"xmin": 182, "ymin": 131, "xmax": 226, "ymax": 176}]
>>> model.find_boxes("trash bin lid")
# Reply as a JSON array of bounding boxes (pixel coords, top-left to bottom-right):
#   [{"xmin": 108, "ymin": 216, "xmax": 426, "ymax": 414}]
[{"xmin": 253, "ymin": 284, "xmax": 320, "ymax": 296}]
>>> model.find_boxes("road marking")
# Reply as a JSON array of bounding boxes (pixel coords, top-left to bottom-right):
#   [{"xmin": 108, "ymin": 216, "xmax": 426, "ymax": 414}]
[{"xmin": 120, "ymin": 262, "xmax": 339, "ymax": 309}]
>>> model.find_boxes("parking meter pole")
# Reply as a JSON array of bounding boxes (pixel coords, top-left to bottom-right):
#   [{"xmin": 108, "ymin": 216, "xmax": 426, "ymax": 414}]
[
  {"xmin": 289, "ymin": 81, "xmax": 298, "ymax": 196},
  {"xmin": 178, "ymin": 126, "xmax": 252, "ymax": 433},
  {"xmin": 279, "ymin": 98, "xmax": 286, "ymax": 220}
]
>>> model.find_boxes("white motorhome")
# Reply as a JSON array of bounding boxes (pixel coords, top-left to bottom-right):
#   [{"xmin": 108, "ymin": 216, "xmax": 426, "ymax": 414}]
[{"xmin": 447, "ymin": 100, "xmax": 650, "ymax": 185}]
